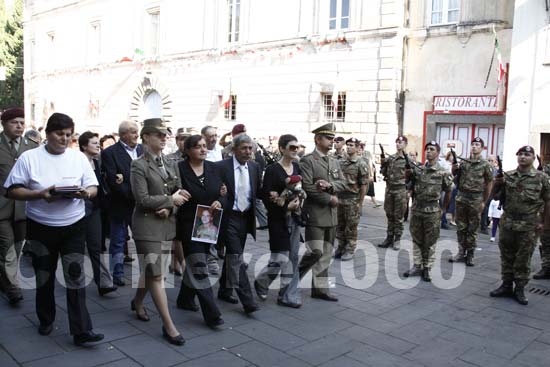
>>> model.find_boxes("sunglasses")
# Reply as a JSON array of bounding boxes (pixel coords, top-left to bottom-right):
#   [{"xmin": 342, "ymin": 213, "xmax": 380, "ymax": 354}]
[{"xmin": 288, "ymin": 145, "xmax": 300, "ymax": 151}]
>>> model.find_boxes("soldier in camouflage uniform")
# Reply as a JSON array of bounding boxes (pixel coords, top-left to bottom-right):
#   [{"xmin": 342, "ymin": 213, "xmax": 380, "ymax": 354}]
[
  {"xmin": 403, "ymin": 141, "xmax": 453, "ymax": 282},
  {"xmin": 534, "ymin": 162, "xmax": 550, "ymax": 279},
  {"xmin": 330, "ymin": 137, "xmax": 347, "ymax": 160},
  {"xmin": 379, "ymin": 136, "xmax": 409, "ymax": 250},
  {"xmin": 490, "ymin": 146, "xmax": 550, "ymax": 305},
  {"xmin": 449, "ymin": 137, "xmax": 493, "ymax": 266},
  {"xmin": 335, "ymin": 138, "xmax": 370, "ymax": 261}
]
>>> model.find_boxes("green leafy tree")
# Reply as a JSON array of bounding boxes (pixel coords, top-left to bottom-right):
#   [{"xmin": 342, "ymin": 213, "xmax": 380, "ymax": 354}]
[{"xmin": 0, "ymin": 0, "xmax": 24, "ymax": 109}]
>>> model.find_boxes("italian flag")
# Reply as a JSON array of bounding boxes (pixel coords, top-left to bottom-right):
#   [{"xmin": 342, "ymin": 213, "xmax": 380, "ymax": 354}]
[{"xmin": 493, "ymin": 25, "xmax": 506, "ymax": 83}]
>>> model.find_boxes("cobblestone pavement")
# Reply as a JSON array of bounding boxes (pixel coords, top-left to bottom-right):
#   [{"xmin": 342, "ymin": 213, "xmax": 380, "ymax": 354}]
[{"xmin": 2, "ymin": 197, "xmax": 550, "ymax": 366}]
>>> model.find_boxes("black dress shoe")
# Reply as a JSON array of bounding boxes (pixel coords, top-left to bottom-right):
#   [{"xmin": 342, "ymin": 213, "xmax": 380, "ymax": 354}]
[
  {"xmin": 73, "ymin": 331, "xmax": 104, "ymax": 346},
  {"xmin": 311, "ymin": 293, "xmax": 338, "ymax": 302},
  {"xmin": 131, "ymin": 299, "xmax": 150, "ymax": 322},
  {"xmin": 98, "ymin": 286, "xmax": 117, "ymax": 296},
  {"xmin": 113, "ymin": 277, "xmax": 125, "ymax": 286},
  {"xmin": 243, "ymin": 304, "xmax": 260, "ymax": 314},
  {"xmin": 124, "ymin": 255, "xmax": 135, "ymax": 263},
  {"xmin": 176, "ymin": 302, "xmax": 199, "ymax": 312},
  {"xmin": 277, "ymin": 299, "xmax": 302, "ymax": 308},
  {"xmin": 162, "ymin": 326, "xmax": 185, "ymax": 346},
  {"xmin": 7, "ymin": 292, "xmax": 23, "ymax": 306},
  {"xmin": 254, "ymin": 281, "xmax": 267, "ymax": 301},
  {"xmin": 38, "ymin": 323, "xmax": 53, "ymax": 336},
  {"xmin": 206, "ymin": 317, "xmax": 225, "ymax": 328},
  {"xmin": 218, "ymin": 294, "xmax": 239, "ymax": 304}
]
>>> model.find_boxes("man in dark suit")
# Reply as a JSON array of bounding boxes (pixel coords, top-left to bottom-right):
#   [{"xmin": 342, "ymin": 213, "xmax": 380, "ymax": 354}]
[
  {"xmin": 216, "ymin": 134, "xmax": 260, "ymax": 314},
  {"xmin": 0, "ymin": 108, "xmax": 38, "ymax": 305},
  {"xmin": 101, "ymin": 121, "xmax": 143, "ymax": 285}
]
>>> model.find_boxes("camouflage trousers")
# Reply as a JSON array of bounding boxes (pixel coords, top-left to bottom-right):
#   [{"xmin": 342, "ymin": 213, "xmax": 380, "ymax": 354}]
[
  {"xmin": 384, "ymin": 188, "xmax": 407, "ymax": 238},
  {"xmin": 336, "ymin": 197, "xmax": 361, "ymax": 254},
  {"xmin": 455, "ymin": 197, "xmax": 483, "ymax": 251},
  {"xmin": 410, "ymin": 210, "xmax": 441, "ymax": 268},
  {"xmin": 498, "ymin": 225, "xmax": 538, "ymax": 286},
  {"xmin": 539, "ymin": 229, "xmax": 550, "ymax": 270}
]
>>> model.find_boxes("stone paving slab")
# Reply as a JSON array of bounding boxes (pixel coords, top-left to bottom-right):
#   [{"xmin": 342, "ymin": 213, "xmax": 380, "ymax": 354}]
[{"xmin": 2, "ymin": 201, "xmax": 550, "ymax": 366}]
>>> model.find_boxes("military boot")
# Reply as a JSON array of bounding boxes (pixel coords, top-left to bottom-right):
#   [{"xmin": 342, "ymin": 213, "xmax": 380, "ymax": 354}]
[
  {"xmin": 392, "ymin": 236, "xmax": 401, "ymax": 251},
  {"xmin": 421, "ymin": 267, "xmax": 432, "ymax": 282},
  {"xmin": 378, "ymin": 235, "xmax": 394, "ymax": 248},
  {"xmin": 448, "ymin": 248, "xmax": 465, "ymax": 263},
  {"xmin": 513, "ymin": 286, "xmax": 529, "ymax": 305},
  {"xmin": 489, "ymin": 281, "xmax": 514, "ymax": 298},
  {"xmin": 533, "ymin": 267, "xmax": 550, "ymax": 280},
  {"xmin": 403, "ymin": 265, "xmax": 422, "ymax": 277},
  {"xmin": 465, "ymin": 250, "xmax": 475, "ymax": 267}
]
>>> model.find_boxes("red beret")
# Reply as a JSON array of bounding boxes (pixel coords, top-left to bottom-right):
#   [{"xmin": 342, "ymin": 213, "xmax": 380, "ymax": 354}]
[
  {"xmin": 1, "ymin": 107, "xmax": 24, "ymax": 122},
  {"xmin": 516, "ymin": 145, "xmax": 535, "ymax": 155},
  {"xmin": 471, "ymin": 137, "xmax": 485, "ymax": 146},
  {"xmin": 287, "ymin": 175, "xmax": 302, "ymax": 185},
  {"xmin": 425, "ymin": 140, "xmax": 441, "ymax": 152},
  {"xmin": 231, "ymin": 124, "xmax": 246, "ymax": 136}
]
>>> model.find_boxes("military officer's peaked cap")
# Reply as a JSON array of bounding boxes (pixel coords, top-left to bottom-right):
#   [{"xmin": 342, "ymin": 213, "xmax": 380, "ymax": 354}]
[
  {"xmin": 471, "ymin": 137, "xmax": 485, "ymax": 146},
  {"xmin": 141, "ymin": 118, "xmax": 172, "ymax": 137},
  {"xmin": 425, "ymin": 140, "xmax": 441, "ymax": 151},
  {"xmin": 312, "ymin": 122, "xmax": 336, "ymax": 138},
  {"xmin": 395, "ymin": 136, "xmax": 408, "ymax": 143},
  {"xmin": 516, "ymin": 145, "xmax": 535, "ymax": 155}
]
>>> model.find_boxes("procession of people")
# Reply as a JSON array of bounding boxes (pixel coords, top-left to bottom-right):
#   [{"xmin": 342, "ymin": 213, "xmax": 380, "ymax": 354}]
[{"xmin": 1, "ymin": 106, "xmax": 550, "ymax": 348}]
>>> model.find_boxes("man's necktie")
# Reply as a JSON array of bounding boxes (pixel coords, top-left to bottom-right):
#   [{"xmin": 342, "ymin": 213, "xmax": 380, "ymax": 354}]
[
  {"xmin": 237, "ymin": 165, "xmax": 248, "ymax": 211},
  {"xmin": 9, "ymin": 140, "xmax": 17, "ymax": 155}
]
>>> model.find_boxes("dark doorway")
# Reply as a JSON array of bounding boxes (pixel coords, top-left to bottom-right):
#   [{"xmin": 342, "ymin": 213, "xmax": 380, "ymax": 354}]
[{"xmin": 541, "ymin": 133, "xmax": 550, "ymax": 164}]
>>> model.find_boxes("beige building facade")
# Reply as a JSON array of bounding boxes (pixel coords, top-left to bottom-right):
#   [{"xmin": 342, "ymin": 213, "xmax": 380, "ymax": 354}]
[
  {"xmin": 403, "ymin": 0, "xmax": 515, "ymax": 159},
  {"xmin": 23, "ymin": 0, "xmax": 406, "ymax": 151}
]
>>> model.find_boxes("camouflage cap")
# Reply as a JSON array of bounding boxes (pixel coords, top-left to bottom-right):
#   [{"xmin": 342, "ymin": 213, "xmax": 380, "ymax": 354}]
[
  {"xmin": 516, "ymin": 145, "xmax": 535, "ymax": 155},
  {"xmin": 471, "ymin": 137, "xmax": 485, "ymax": 146},
  {"xmin": 425, "ymin": 140, "xmax": 441, "ymax": 152}
]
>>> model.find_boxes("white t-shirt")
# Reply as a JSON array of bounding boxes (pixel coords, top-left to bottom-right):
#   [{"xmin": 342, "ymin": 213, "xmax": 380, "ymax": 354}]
[
  {"xmin": 4, "ymin": 145, "xmax": 98, "ymax": 227},
  {"xmin": 206, "ymin": 145, "xmax": 223, "ymax": 162}
]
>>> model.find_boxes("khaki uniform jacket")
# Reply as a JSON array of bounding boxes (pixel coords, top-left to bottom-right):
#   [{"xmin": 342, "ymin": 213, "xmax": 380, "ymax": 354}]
[
  {"xmin": 130, "ymin": 151, "xmax": 181, "ymax": 242},
  {"xmin": 0, "ymin": 133, "xmax": 38, "ymax": 221},
  {"xmin": 300, "ymin": 149, "xmax": 348, "ymax": 227}
]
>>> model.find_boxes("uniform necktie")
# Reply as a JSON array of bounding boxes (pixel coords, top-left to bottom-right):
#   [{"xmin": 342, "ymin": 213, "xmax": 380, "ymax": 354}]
[
  {"xmin": 9, "ymin": 140, "xmax": 17, "ymax": 155},
  {"xmin": 155, "ymin": 156, "xmax": 167, "ymax": 178},
  {"xmin": 237, "ymin": 165, "xmax": 248, "ymax": 211}
]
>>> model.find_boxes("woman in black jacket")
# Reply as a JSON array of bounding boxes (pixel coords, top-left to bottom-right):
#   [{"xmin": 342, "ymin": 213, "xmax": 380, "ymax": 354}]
[
  {"xmin": 176, "ymin": 135, "xmax": 225, "ymax": 327},
  {"xmin": 254, "ymin": 134, "xmax": 303, "ymax": 308}
]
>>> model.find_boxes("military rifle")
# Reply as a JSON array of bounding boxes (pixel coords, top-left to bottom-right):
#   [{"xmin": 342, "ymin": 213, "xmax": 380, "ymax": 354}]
[
  {"xmin": 495, "ymin": 155, "xmax": 506, "ymax": 210},
  {"xmin": 255, "ymin": 141, "xmax": 277, "ymax": 166},
  {"xmin": 450, "ymin": 148, "xmax": 460, "ymax": 189},
  {"xmin": 379, "ymin": 143, "xmax": 385, "ymax": 160},
  {"xmin": 537, "ymin": 155, "xmax": 543, "ymax": 171}
]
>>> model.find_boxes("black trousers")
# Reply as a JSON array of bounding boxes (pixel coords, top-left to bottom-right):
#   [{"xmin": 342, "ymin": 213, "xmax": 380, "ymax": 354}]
[
  {"xmin": 218, "ymin": 212, "xmax": 255, "ymax": 307},
  {"xmin": 85, "ymin": 208, "xmax": 113, "ymax": 289},
  {"xmin": 177, "ymin": 240, "xmax": 221, "ymax": 322},
  {"xmin": 27, "ymin": 218, "xmax": 92, "ymax": 335}
]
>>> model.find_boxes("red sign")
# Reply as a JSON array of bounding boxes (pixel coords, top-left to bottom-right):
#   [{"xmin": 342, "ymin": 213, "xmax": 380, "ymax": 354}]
[{"xmin": 433, "ymin": 95, "xmax": 498, "ymax": 113}]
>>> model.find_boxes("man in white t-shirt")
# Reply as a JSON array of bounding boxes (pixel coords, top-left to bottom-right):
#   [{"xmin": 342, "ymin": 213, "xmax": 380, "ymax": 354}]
[
  {"xmin": 4, "ymin": 112, "xmax": 104, "ymax": 346},
  {"xmin": 202, "ymin": 125, "xmax": 223, "ymax": 162}
]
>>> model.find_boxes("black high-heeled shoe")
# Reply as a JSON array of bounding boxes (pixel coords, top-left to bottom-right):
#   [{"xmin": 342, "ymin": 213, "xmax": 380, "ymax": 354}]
[
  {"xmin": 168, "ymin": 265, "xmax": 182, "ymax": 276},
  {"xmin": 131, "ymin": 299, "xmax": 150, "ymax": 322},
  {"xmin": 162, "ymin": 326, "xmax": 185, "ymax": 346}
]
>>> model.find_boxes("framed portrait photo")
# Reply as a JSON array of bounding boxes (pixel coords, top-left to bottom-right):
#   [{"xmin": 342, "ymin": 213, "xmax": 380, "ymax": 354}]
[{"xmin": 191, "ymin": 205, "xmax": 223, "ymax": 244}]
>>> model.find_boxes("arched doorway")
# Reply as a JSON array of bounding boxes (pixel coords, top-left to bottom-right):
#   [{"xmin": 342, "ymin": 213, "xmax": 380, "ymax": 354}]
[{"xmin": 139, "ymin": 90, "xmax": 162, "ymax": 120}]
